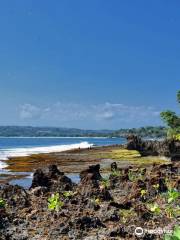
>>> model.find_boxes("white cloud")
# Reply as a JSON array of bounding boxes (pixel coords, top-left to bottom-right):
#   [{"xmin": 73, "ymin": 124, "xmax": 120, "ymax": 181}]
[
  {"xmin": 20, "ymin": 104, "xmax": 42, "ymax": 119},
  {"xmin": 19, "ymin": 102, "xmax": 161, "ymax": 127}
]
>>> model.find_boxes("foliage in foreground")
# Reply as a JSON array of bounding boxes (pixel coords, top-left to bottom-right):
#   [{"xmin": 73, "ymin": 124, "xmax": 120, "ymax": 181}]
[
  {"xmin": 164, "ymin": 225, "xmax": 180, "ymax": 240},
  {"xmin": 0, "ymin": 198, "xmax": 6, "ymax": 208},
  {"xmin": 48, "ymin": 193, "xmax": 64, "ymax": 212}
]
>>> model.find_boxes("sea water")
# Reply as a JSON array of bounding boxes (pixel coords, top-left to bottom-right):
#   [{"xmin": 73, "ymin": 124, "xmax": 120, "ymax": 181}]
[{"xmin": 0, "ymin": 137, "xmax": 125, "ymax": 187}]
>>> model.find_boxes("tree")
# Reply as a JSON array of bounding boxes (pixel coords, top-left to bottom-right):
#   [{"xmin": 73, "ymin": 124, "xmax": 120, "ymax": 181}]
[
  {"xmin": 160, "ymin": 111, "xmax": 180, "ymax": 129},
  {"xmin": 177, "ymin": 90, "xmax": 180, "ymax": 104},
  {"xmin": 160, "ymin": 90, "xmax": 180, "ymax": 139}
]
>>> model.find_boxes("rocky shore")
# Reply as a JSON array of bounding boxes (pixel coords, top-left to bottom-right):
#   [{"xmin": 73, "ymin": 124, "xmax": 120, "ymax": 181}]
[
  {"xmin": 2, "ymin": 141, "xmax": 169, "ymax": 186},
  {"xmin": 0, "ymin": 136, "xmax": 179, "ymax": 239},
  {"xmin": 0, "ymin": 159, "xmax": 179, "ymax": 239},
  {"xmin": 127, "ymin": 135, "xmax": 180, "ymax": 161}
]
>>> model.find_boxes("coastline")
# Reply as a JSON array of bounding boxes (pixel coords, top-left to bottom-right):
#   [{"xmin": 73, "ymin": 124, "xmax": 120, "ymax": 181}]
[{"xmin": 1, "ymin": 143, "xmax": 170, "ymax": 186}]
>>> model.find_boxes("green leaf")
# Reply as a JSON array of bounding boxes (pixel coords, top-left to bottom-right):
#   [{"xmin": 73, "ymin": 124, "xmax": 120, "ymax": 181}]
[
  {"xmin": 164, "ymin": 235, "xmax": 171, "ymax": 240},
  {"xmin": 173, "ymin": 226, "xmax": 180, "ymax": 239}
]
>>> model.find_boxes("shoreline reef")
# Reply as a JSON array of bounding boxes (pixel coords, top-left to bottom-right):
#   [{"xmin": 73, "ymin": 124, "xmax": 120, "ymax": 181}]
[
  {"xmin": 0, "ymin": 135, "xmax": 179, "ymax": 239},
  {"xmin": 1, "ymin": 135, "xmax": 174, "ymax": 185}
]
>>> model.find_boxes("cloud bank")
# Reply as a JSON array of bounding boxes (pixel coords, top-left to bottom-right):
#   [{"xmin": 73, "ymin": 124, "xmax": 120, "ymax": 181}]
[{"xmin": 19, "ymin": 102, "xmax": 162, "ymax": 128}]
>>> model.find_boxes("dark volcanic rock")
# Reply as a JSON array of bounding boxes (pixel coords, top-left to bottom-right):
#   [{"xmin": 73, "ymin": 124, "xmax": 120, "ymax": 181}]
[
  {"xmin": 76, "ymin": 216, "xmax": 105, "ymax": 229},
  {"xmin": 126, "ymin": 134, "xmax": 180, "ymax": 159},
  {"xmin": 109, "ymin": 226, "xmax": 128, "ymax": 238},
  {"xmin": 111, "ymin": 162, "xmax": 117, "ymax": 171},
  {"xmin": 0, "ymin": 184, "xmax": 29, "ymax": 209},
  {"xmin": 30, "ymin": 164, "xmax": 74, "ymax": 192},
  {"xmin": 30, "ymin": 169, "xmax": 50, "ymax": 188},
  {"xmin": 80, "ymin": 164, "xmax": 102, "ymax": 182},
  {"xmin": 0, "ymin": 162, "xmax": 179, "ymax": 240}
]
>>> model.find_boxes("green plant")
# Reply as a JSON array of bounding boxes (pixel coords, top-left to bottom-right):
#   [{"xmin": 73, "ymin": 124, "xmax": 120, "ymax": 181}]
[
  {"xmin": 167, "ymin": 189, "xmax": 180, "ymax": 204},
  {"xmin": 152, "ymin": 184, "xmax": 159, "ymax": 190},
  {"xmin": 91, "ymin": 197, "xmax": 101, "ymax": 205},
  {"xmin": 160, "ymin": 90, "xmax": 180, "ymax": 139},
  {"xmin": 48, "ymin": 193, "xmax": 64, "ymax": 212},
  {"xmin": 164, "ymin": 225, "xmax": 180, "ymax": 240},
  {"xmin": 0, "ymin": 198, "xmax": 6, "ymax": 208},
  {"xmin": 165, "ymin": 178, "xmax": 174, "ymax": 190},
  {"xmin": 63, "ymin": 191, "xmax": 74, "ymax": 198},
  {"xmin": 140, "ymin": 189, "xmax": 147, "ymax": 197},
  {"xmin": 128, "ymin": 170, "xmax": 137, "ymax": 181},
  {"xmin": 119, "ymin": 208, "xmax": 137, "ymax": 223},
  {"xmin": 147, "ymin": 203, "xmax": 161, "ymax": 215},
  {"xmin": 100, "ymin": 178, "xmax": 110, "ymax": 188},
  {"xmin": 165, "ymin": 206, "xmax": 175, "ymax": 218},
  {"xmin": 111, "ymin": 170, "xmax": 121, "ymax": 177}
]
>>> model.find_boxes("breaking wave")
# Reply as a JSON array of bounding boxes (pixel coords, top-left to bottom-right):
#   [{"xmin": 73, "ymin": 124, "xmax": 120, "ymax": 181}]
[{"xmin": 0, "ymin": 141, "xmax": 93, "ymax": 169}]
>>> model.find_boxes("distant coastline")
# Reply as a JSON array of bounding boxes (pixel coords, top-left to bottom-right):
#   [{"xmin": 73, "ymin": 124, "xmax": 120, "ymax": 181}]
[{"xmin": 0, "ymin": 126, "xmax": 166, "ymax": 138}]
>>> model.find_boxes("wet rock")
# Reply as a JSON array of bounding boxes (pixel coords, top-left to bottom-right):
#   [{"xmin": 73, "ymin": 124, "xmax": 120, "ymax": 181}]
[
  {"xmin": 80, "ymin": 164, "xmax": 102, "ymax": 183},
  {"xmin": 48, "ymin": 164, "xmax": 63, "ymax": 178},
  {"xmin": 30, "ymin": 165, "xmax": 74, "ymax": 192},
  {"xmin": 30, "ymin": 169, "xmax": 49, "ymax": 188},
  {"xmin": 76, "ymin": 216, "xmax": 105, "ymax": 230},
  {"xmin": 111, "ymin": 162, "xmax": 117, "ymax": 171}
]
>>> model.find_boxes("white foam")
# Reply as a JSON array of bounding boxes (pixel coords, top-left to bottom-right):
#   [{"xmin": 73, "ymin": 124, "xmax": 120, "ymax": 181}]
[{"xmin": 0, "ymin": 141, "xmax": 93, "ymax": 169}]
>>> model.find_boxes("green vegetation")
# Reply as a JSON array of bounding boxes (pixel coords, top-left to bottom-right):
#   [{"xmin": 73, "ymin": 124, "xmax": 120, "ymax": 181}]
[
  {"xmin": 111, "ymin": 169, "xmax": 122, "ymax": 177},
  {"xmin": 160, "ymin": 90, "xmax": 180, "ymax": 139},
  {"xmin": 100, "ymin": 178, "xmax": 110, "ymax": 189},
  {"xmin": 48, "ymin": 193, "xmax": 64, "ymax": 212},
  {"xmin": 90, "ymin": 197, "xmax": 101, "ymax": 208},
  {"xmin": 119, "ymin": 208, "xmax": 137, "ymax": 223},
  {"xmin": 147, "ymin": 203, "xmax": 161, "ymax": 215},
  {"xmin": 112, "ymin": 126, "xmax": 166, "ymax": 138},
  {"xmin": 164, "ymin": 225, "xmax": 180, "ymax": 240},
  {"xmin": 167, "ymin": 189, "xmax": 180, "ymax": 204},
  {"xmin": 140, "ymin": 189, "xmax": 147, "ymax": 197},
  {"xmin": 0, "ymin": 126, "xmax": 166, "ymax": 138},
  {"xmin": 128, "ymin": 169, "xmax": 138, "ymax": 181},
  {"xmin": 63, "ymin": 191, "xmax": 74, "ymax": 198},
  {"xmin": 0, "ymin": 198, "xmax": 6, "ymax": 208}
]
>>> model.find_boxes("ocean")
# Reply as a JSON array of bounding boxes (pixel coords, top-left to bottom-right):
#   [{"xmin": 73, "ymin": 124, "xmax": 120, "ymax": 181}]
[{"xmin": 0, "ymin": 137, "xmax": 126, "ymax": 187}]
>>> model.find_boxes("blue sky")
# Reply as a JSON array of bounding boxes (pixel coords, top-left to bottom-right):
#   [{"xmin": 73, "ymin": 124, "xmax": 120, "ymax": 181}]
[{"xmin": 0, "ymin": 0, "xmax": 179, "ymax": 129}]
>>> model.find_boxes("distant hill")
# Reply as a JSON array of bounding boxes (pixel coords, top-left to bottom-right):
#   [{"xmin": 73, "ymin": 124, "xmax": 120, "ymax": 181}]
[{"xmin": 0, "ymin": 126, "xmax": 166, "ymax": 138}]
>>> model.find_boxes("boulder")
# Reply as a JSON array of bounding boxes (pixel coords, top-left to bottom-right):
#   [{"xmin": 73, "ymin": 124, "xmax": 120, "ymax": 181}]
[
  {"xmin": 30, "ymin": 164, "xmax": 74, "ymax": 192},
  {"xmin": 80, "ymin": 164, "xmax": 102, "ymax": 183},
  {"xmin": 126, "ymin": 135, "xmax": 180, "ymax": 160}
]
